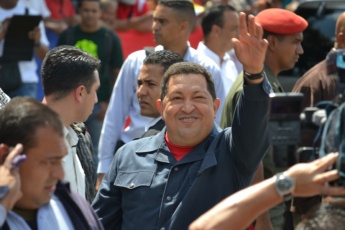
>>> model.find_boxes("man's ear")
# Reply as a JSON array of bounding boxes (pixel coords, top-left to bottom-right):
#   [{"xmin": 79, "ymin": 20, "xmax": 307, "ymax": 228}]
[
  {"xmin": 75, "ymin": 85, "xmax": 85, "ymax": 103},
  {"xmin": 213, "ymin": 98, "xmax": 220, "ymax": 116},
  {"xmin": 266, "ymin": 35, "xmax": 276, "ymax": 51},
  {"xmin": 211, "ymin": 24, "xmax": 220, "ymax": 37},
  {"xmin": 337, "ymin": 32, "xmax": 345, "ymax": 48},
  {"xmin": 180, "ymin": 20, "xmax": 190, "ymax": 35},
  {"xmin": 156, "ymin": 99, "xmax": 163, "ymax": 117}
]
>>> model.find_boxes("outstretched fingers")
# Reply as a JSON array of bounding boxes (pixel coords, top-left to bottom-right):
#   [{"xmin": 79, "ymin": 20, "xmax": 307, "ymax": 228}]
[
  {"xmin": 320, "ymin": 183, "xmax": 345, "ymax": 196},
  {"xmin": 314, "ymin": 169, "xmax": 340, "ymax": 185},
  {"xmin": 238, "ymin": 12, "xmax": 248, "ymax": 38},
  {"xmin": 313, "ymin": 153, "xmax": 338, "ymax": 173}
]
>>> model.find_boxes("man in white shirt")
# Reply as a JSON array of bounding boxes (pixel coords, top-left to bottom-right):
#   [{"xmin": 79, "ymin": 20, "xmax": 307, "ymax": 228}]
[
  {"xmin": 97, "ymin": 0, "xmax": 226, "ymax": 187},
  {"xmin": 0, "ymin": 97, "xmax": 103, "ymax": 229},
  {"xmin": 41, "ymin": 45, "xmax": 100, "ymax": 202},
  {"xmin": 18, "ymin": 0, "xmax": 51, "ymax": 19},
  {"xmin": 197, "ymin": 4, "xmax": 240, "ymax": 94}
]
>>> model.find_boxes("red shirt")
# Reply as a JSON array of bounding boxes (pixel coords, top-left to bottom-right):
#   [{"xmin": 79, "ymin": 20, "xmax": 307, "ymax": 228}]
[
  {"xmin": 45, "ymin": 0, "xmax": 75, "ymax": 19},
  {"xmin": 116, "ymin": 1, "xmax": 149, "ymax": 19},
  {"xmin": 165, "ymin": 134, "xmax": 195, "ymax": 161}
]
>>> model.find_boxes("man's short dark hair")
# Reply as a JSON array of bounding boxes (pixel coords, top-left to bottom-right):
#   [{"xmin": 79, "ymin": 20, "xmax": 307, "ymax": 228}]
[
  {"xmin": 41, "ymin": 45, "xmax": 101, "ymax": 100},
  {"xmin": 263, "ymin": 30, "xmax": 286, "ymax": 41},
  {"xmin": 158, "ymin": 0, "xmax": 196, "ymax": 33},
  {"xmin": 0, "ymin": 97, "xmax": 64, "ymax": 152},
  {"xmin": 143, "ymin": 50, "xmax": 184, "ymax": 74},
  {"xmin": 201, "ymin": 4, "xmax": 237, "ymax": 38},
  {"xmin": 295, "ymin": 203, "xmax": 345, "ymax": 230},
  {"xmin": 160, "ymin": 62, "xmax": 216, "ymax": 100}
]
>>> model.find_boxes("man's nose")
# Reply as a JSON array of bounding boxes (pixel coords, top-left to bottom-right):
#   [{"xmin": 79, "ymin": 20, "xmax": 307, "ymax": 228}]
[
  {"xmin": 137, "ymin": 85, "xmax": 147, "ymax": 97},
  {"xmin": 181, "ymin": 99, "xmax": 195, "ymax": 113}
]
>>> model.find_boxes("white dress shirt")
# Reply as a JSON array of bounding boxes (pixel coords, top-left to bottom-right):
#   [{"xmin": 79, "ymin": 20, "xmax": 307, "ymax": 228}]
[
  {"xmin": 197, "ymin": 42, "xmax": 238, "ymax": 94},
  {"xmin": 228, "ymin": 48, "xmax": 243, "ymax": 75},
  {"xmin": 97, "ymin": 44, "xmax": 226, "ymax": 174},
  {"xmin": 62, "ymin": 127, "xmax": 85, "ymax": 198}
]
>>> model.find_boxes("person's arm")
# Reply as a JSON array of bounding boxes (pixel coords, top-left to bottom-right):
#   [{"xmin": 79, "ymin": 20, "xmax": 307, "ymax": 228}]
[
  {"xmin": 230, "ymin": 12, "xmax": 270, "ymax": 176},
  {"xmin": 189, "ymin": 153, "xmax": 345, "ymax": 230},
  {"xmin": 97, "ymin": 52, "xmax": 143, "ymax": 175},
  {"xmin": 29, "ymin": 26, "xmax": 49, "ymax": 59},
  {"xmin": 250, "ymin": 162, "xmax": 274, "ymax": 230},
  {"xmin": 114, "ymin": 12, "xmax": 153, "ymax": 32},
  {"xmin": 29, "ymin": 18, "xmax": 50, "ymax": 60}
]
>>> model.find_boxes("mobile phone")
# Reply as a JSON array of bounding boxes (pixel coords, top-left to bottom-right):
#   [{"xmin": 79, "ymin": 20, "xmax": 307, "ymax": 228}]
[{"xmin": 11, "ymin": 154, "xmax": 26, "ymax": 169}]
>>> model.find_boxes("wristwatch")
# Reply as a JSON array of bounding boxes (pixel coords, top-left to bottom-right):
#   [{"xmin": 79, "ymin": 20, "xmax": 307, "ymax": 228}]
[
  {"xmin": 0, "ymin": 186, "xmax": 9, "ymax": 200},
  {"xmin": 274, "ymin": 173, "xmax": 295, "ymax": 201},
  {"xmin": 243, "ymin": 70, "xmax": 265, "ymax": 80}
]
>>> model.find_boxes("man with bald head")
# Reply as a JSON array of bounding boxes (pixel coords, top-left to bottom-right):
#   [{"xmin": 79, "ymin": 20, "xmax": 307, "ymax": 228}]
[{"xmin": 292, "ymin": 12, "xmax": 345, "ymax": 108}]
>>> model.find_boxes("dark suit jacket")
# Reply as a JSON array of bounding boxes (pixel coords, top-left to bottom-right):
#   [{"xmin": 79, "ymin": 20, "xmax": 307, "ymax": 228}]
[
  {"xmin": 140, "ymin": 118, "xmax": 165, "ymax": 138},
  {"xmin": 55, "ymin": 181, "xmax": 104, "ymax": 230}
]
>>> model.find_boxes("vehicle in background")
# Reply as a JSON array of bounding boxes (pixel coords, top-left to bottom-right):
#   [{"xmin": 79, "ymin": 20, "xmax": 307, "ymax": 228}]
[{"xmin": 279, "ymin": 0, "xmax": 345, "ymax": 91}]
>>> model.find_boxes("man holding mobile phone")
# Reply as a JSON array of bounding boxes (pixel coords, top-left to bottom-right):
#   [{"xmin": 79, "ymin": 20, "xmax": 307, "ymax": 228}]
[{"xmin": 0, "ymin": 97, "xmax": 103, "ymax": 229}]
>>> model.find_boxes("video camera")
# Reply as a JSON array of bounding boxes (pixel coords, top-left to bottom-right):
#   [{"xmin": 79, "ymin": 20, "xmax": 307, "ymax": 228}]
[
  {"xmin": 268, "ymin": 49, "xmax": 345, "ymax": 185},
  {"xmin": 268, "ymin": 92, "xmax": 318, "ymax": 167}
]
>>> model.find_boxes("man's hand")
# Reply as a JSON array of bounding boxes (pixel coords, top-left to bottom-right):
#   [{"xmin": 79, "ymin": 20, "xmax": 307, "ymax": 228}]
[
  {"xmin": 28, "ymin": 26, "xmax": 48, "ymax": 59},
  {"xmin": 28, "ymin": 26, "xmax": 41, "ymax": 46},
  {"xmin": 233, "ymin": 12, "xmax": 269, "ymax": 74},
  {"xmin": 0, "ymin": 144, "xmax": 24, "ymax": 211},
  {"xmin": 287, "ymin": 152, "xmax": 345, "ymax": 197}
]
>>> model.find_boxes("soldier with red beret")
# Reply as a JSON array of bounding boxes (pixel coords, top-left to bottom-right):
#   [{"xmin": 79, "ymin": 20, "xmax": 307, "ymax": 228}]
[{"xmin": 220, "ymin": 8, "xmax": 308, "ymax": 230}]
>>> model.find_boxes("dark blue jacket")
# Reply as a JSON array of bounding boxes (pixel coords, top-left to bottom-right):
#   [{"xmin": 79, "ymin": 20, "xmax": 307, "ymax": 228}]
[{"xmin": 92, "ymin": 79, "xmax": 271, "ymax": 230}]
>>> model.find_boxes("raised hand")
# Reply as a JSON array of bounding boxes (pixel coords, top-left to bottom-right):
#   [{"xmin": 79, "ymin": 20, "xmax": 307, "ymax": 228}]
[
  {"xmin": 232, "ymin": 12, "xmax": 268, "ymax": 74},
  {"xmin": 0, "ymin": 144, "xmax": 24, "ymax": 211}
]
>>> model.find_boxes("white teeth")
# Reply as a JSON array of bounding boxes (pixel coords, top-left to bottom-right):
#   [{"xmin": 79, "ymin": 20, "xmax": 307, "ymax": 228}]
[{"xmin": 181, "ymin": 117, "xmax": 196, "ymax": 121}]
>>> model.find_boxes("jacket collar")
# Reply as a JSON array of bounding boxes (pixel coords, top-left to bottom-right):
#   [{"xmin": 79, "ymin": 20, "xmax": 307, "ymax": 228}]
[{"xmin": 136, "ymin": 123, "xmax": 222, "ymax": 169}]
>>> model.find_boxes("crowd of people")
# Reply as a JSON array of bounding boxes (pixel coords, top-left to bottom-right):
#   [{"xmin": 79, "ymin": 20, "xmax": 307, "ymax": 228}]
[{"xmin": 1, "ymin": 0, "xmax": 345, "ymax": 229}]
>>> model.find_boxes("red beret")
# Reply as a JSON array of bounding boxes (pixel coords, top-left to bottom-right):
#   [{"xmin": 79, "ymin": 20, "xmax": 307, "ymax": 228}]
[{"xmin": 255, "ymin": 9, "xmax": 308, "ymax": 35}]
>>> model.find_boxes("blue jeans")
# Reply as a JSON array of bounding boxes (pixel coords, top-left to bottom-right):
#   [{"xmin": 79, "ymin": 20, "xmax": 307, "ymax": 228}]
[{"xmin": 7, "ymin": 83, "xmax": 38, "ymax": 98}]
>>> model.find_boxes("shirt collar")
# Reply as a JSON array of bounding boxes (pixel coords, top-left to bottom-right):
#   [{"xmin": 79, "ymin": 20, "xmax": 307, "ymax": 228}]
[
  {"xmin": 197, "ymin": 42, "xmax": 230, "ymax": 65},
  {"xmin": 136, "ymin": 123, "xmax": 222, "ymax": 154},
  {"xmin": 145, "ymin": 116, "xmax": 163, "ymax": 132}
]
